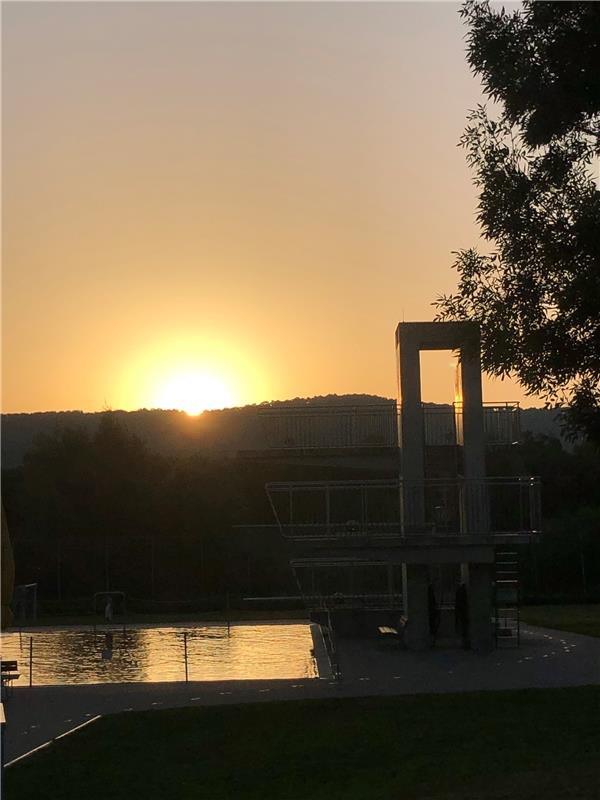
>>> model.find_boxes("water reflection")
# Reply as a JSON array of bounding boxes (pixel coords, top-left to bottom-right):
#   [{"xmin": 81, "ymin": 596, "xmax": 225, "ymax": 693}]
[{"xmin": 0, "ymin": 622, "xmax": 318, "ymax": 686}]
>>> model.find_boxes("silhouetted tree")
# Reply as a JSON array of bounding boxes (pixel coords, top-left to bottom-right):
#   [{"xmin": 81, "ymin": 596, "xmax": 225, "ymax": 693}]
[
  {"xmin": 6, "ymin": 421, "xmax": 599, "ymax": 605},
  {"xmin": 436, "ymin": 1, "xmax": 600, "ymax": 442}
]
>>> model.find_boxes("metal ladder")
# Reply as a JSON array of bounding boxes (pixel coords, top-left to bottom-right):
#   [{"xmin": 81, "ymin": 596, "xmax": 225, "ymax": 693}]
[{"xmin": 494, "ymin": 548, "xmax": 520, "ymax": 647}]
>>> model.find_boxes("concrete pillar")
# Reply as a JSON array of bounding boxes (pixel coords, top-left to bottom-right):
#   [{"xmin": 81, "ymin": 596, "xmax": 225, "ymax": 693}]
[
  {"xmin": 396, "ymin": 326, "xmax": 425, "ymax": 533},
  {"xmin": 467, "ymin": 563, "xmax": 493, "ymax": 653},
  {"xmin": 404, "ymin": 564, "xmax": 430, "ymax": 650},
  {"xmin": 456, "ymin": 336, "xmax": 489, "ymax": 535},
  {"xmin": 396, "ymin": 326, "xmax": 424, "ymax": 481},
  {"xmin": 457, "ymin": 337, "xmax": 485, "ymax": 480}
]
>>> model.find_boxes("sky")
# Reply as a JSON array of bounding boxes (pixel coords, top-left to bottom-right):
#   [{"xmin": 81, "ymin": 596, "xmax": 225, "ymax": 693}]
[{"xmin": 2, "ymin": 0, "xmax": 533, "ymax": 414}]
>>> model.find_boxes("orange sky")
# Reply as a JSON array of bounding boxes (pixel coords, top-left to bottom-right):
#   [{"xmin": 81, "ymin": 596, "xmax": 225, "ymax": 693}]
[{"xmin": 2, "ymin": 1, "xmax": 533, "ymax": 414}]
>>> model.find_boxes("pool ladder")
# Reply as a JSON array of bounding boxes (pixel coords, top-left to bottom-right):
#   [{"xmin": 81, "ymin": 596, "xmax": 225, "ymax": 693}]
[{"xmin": 494, "ymin": 548, "xmax": 520, "ymax": 648}]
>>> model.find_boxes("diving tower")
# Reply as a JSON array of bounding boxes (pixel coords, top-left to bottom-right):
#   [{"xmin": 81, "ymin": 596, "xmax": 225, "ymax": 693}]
[{"xmin": 259, "ymin": 322, "xmax": 540, "ymax": 652}]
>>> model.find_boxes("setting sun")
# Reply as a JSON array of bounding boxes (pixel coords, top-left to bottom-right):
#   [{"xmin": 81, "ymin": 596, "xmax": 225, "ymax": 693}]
[
  {"xmin": 154, "ymin": 370, "xmax": 233, "ymax": 415},
  {"xmin": 116, "ymin": 333, "xmax": 268, "ymax": 414}
]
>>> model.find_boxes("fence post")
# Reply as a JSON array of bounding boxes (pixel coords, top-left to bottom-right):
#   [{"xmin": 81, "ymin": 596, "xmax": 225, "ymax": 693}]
[
  {"xmin": 183, "ymin": 632, "xmax": 188, "ymax": 683},
  {"xmin": 29, "ymin": 637, "xmax": 33, "ymax": 687},
  {"xmin": 1, "ymin": 701, "xmax": 5, "ymax": 774}
]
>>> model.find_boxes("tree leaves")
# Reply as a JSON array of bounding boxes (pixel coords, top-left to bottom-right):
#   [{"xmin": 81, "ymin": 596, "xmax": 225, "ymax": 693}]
[{"xmin": 436, "ymin": 2, "xmax": 600, "ymax": 442}]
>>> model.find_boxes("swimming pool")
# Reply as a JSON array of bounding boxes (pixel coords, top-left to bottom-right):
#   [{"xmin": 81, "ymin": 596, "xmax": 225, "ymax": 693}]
[{"xmin": 0, "ymin": 621, "xmax": 320, "ymax": 686}]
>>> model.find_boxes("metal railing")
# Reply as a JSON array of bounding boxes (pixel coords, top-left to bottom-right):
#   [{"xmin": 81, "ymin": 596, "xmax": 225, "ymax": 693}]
[
  {"xmin": 483, "ymin": 403, "xmax": 521, "ymax": 445},
  {"xmin": 257, "ymin": 402, "xmax": 520, "ymax": 450},
  {"xmin": 258, "ymin": 404, "xmax": 397, "ymax": 449},
  {"xmin": 266, "ymin": 476, "xmax": 541, "ymax": 541},
  {"xmin": 419, "ymin": 402, "xmax": 520, "ymax": 446},
  {"xmin": 300, "ymin": 593, "xmax": 404, "ymax": 611},
  {"xmin": 290, "ymin": 557, "xmax": 403, "ymax": 611}
]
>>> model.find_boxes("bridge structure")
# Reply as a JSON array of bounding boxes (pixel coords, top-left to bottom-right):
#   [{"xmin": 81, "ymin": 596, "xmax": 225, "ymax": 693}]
[{"xmin": 251, "ymin": 322, "xmax": 540, "ymax": 652}]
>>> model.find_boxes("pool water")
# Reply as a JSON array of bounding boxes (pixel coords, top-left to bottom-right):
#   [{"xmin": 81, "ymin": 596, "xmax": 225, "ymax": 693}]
[{"xmin": 0, "ymin": 621, "xmax": 319, "ymax": 686}]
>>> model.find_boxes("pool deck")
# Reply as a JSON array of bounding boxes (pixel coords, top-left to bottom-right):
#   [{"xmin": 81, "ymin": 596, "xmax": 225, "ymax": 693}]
[{"xmin": 3, "ymin": 624, "xmax": 599, "ymax": 764}]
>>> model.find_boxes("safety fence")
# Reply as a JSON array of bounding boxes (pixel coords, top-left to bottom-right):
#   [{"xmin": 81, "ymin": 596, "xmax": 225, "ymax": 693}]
[
  {"xmin": 258, "ymin": 404, "xmax": 397, "ymax": 449},
  {"xmin": 258, "ymin": 402, "xmax": 520, "ymax": 450},
  {"xmin": 266, "ymin": 477, "xmax": 541, "ymax": 540}
]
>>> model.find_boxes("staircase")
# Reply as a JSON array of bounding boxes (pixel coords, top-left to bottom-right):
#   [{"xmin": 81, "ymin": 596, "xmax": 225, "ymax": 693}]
[{"xmin": 494, "ymin": 548, "xmax": 520, "ymax": 647}]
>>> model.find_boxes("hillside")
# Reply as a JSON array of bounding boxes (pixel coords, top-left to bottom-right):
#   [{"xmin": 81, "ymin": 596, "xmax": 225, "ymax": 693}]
[{"xmin": 0, "ymin": 396, "xmax": 566, "ymax": 468}]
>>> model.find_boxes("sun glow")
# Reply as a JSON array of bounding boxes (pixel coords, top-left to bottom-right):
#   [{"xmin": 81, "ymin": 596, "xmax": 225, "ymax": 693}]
[
  {"xmin": 154, "ymin": 370, "xmax": 233, "ymax": 415},
  {"xmin": 117, "ymin": 332, "xmax": 269, "ymax": 413}
]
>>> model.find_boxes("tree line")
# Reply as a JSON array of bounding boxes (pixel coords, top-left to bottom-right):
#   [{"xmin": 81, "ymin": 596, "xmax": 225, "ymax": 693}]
[
  {"xmin": 1, "ymin": 401, "xmax": 568, "ymax": 469},
  {"xmin": 1, "ymin": 412, "xmax": 599, "ymax": 614},
  {"xmin": 1, "ymin": 414, "xmax": 369, "ymax": 613}
]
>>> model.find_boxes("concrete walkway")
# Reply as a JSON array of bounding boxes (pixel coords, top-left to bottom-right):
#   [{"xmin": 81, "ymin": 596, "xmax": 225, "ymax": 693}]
[{"xmin": 3, "ymin": 624, "xmax": 599, "ymax": 764}]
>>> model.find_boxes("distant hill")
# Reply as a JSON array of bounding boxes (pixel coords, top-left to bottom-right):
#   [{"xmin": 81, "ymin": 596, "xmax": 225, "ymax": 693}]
[
  {"xmin": 519, "ymin": 407, "xmax": 567, "ymax": 441},
  {"xmin": 0, "ymin": 396, "xmax": 566, "ymax": 469}
]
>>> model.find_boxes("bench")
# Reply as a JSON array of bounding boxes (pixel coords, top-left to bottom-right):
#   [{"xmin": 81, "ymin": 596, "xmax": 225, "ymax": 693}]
[
  {"xmin": 1, "ymin": 661, "xmax": 20, "ymax": 697},
  {"xmin": 377, "ymin": 617, "xmax": 407, "ymax": 647}
]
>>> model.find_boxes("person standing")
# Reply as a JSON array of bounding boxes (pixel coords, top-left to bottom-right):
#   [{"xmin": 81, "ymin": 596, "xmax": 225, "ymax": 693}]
[{"xmin": 104, "ymin": 596, "xmax": 113, "ymax": 623}]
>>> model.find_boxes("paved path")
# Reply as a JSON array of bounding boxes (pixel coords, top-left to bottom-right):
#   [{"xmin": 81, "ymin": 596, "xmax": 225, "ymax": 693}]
[{"xmin": 3, "ymin": 624, "xmax": 599, "ymax": 764}]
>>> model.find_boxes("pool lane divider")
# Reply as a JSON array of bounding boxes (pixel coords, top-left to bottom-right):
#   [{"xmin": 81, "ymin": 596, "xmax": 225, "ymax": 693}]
[{"xmin": 4, "ymin": 714, "xmax": 102, "ymax": 768}]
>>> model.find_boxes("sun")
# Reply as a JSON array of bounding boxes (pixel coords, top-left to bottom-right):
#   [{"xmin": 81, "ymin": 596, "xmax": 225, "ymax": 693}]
[{"xmin": 154, "ymin": 370, "xmax": 233, "ymax": 415}]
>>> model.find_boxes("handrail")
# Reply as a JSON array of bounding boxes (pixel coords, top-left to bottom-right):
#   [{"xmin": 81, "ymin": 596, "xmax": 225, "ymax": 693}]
[
  {"xmin": 258, "ymin": 403, "xmax": 396, "ymax": 414},
  {"xmin": 266, "ymin": 476, "xmax": 541, "ymax": 540},
  {"xmin": 258, "ymin": 402, "xmax": 520, "ymax": 449},
  {"xmin": 267, "ymin": 476, "xmax": 539, "ymax": 490},
  {"xmin": 258, "ymin": 401, "xmax": 520, "ymax": 412}
]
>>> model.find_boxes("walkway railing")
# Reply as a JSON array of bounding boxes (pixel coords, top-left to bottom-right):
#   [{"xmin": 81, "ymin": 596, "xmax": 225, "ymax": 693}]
[
  {"xmin": 483, "ymin": 403, "xmax": 521, "ymax": 445},
  {"xmin": 423, "ymin": 402, "xmax": 520, "ymax": 446},
  {"xmin": 298, "ymin": 592, "xmax": 403, "ymax": 612},
  {"xmin": 258, "ymin": 402, "xmax": 520, "ymax": 450},
  {"xmin": 266, "ymin": 476, "xmax": 541, "ymax": 541},
  {"xmin": 290, "ymin": 557, "xmax": 403, "ymax": 611},
  {"xmin": 258, "ymin": 404, "xmax": 397, "ymax": 449}
]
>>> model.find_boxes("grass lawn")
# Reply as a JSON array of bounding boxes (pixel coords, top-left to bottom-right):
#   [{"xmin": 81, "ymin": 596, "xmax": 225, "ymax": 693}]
[
  {"xmin": 6, "ymin": 687, "xmax": 600, "ymax": 800},
  {"xmin": 520, "ymin": 604, "xmax": 600, "ymax": 638}
]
